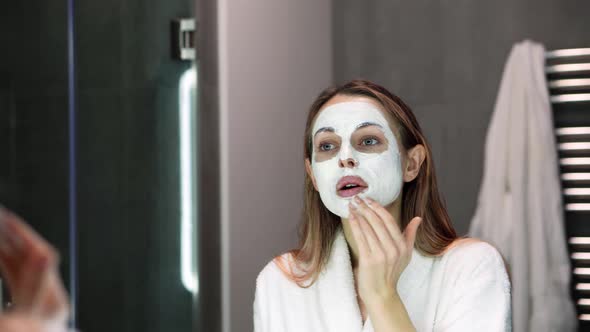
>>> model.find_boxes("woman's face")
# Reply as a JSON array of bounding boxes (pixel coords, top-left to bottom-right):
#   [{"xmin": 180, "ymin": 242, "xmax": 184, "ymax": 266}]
[{"xmin": 306, "ymin": 95, "xmax": 404, "ymax": 218}]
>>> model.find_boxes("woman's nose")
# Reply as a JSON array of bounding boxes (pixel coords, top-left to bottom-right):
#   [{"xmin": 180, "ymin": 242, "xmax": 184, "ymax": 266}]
[{"xmin": 339, "ymin": 157, "xmax": 358, "ymax": 168}]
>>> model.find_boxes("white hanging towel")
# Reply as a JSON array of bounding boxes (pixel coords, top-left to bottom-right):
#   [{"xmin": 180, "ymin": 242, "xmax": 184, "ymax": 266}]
[{"xmin": 469, "ymin": 39, "xmax": 577, "ymax": 332}]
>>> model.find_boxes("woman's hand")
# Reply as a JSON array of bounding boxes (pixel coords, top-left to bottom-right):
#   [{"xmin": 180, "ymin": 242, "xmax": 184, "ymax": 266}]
[
  {"xmin": 348, "ymin": 196, "xmax": 422, "ymax": 304},
  {"xmin": 0, "ymin": 313, "xmax": 46, "ymax": 332},
  {"xmin": 0, "ymin": 206, "xmax": 70, "ymax": 328}
]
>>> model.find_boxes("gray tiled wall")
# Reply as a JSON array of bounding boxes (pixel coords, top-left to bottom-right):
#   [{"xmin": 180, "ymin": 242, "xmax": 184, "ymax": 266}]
[{"xmin": 333, "ymin": 0, "xmax": 590, "ymax": 235}]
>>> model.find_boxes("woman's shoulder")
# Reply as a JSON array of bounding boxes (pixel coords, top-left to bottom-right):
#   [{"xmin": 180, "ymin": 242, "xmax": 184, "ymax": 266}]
[
  {"xmin": 442, "ymin": 237, "xmax": 502, "ymax": 259},
  {"xmin": 255, "ymin": 252, "xmax": 295, "ymax": 289},
  {"xmin": 439, "ymin": 237, "xmax": 511, "ymax": 284}
]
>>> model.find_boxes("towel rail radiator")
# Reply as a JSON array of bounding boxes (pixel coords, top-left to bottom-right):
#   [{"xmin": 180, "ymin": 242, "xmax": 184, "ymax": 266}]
[
  {"xmin": 548, "ymin": 47, "xmax": 590, "ymax": 330},
  {"xmin": 547, "ymin": 48, "xmax": 590, "ymax": 103}
]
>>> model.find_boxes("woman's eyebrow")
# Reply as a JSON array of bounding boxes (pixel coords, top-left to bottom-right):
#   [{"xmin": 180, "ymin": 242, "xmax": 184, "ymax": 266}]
[
  {"xmin": 314, "ymin": 127, "xmax": 334, "ymax": 137},
  {"xmin": 355, "ymin": 122, "xmax": 383, "ymax": 130}
]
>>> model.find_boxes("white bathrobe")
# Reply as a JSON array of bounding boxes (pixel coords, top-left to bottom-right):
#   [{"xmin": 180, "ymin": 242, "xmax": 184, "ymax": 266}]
[
  {"xmin": 468, "ymin": 39, "xmax": 577, "ymax": 332},
  {"xmin": 253, "ymin": 226, "xmax": 511, "ymax": 331}
]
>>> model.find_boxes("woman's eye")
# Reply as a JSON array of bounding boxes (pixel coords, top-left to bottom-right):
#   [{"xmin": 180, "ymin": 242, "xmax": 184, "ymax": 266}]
[
  {"xmin": 361, "ymin": 137, "xmax": 379, "ymax": 146},
  {"xmin": 320, "ymin": 143, "xmax": 335, "ymax": 151}
]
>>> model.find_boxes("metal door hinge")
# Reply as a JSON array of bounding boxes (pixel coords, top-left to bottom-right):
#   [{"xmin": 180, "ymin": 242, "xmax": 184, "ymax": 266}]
[{"xmin": 172, "ymin": 18, "xmax": 196, "ymax": 60}]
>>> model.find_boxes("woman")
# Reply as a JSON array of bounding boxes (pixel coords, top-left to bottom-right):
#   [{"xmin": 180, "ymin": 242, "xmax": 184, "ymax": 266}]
[
  {"xmin": 253, "ymin": 80, "xmax": 511, "ymax": 332},
  {"xmin": 0, "ymin": 206, "xmax": 71, "ymax": 332}
]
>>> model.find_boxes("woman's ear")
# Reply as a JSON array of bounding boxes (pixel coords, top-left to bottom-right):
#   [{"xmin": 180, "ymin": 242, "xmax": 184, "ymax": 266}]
[
  {"xmin": 305, "ymin": 158, "xmax": 319, "ymax": 191},
  {"xmin": 403, "ymin": 144, "xmax": 426, "ymax": 182}
]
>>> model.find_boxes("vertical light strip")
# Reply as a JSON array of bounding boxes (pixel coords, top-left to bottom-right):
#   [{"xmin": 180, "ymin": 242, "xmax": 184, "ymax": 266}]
[
  {"xmin": 179, "ymin": 66, "xmax": 198, "ymax": 294},
  {"xmin": 218, "ymin": 0, "xmax": 231, "ymax": 330}
]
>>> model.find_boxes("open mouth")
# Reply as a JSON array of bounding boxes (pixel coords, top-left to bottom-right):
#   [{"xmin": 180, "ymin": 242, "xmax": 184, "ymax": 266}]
[{"xmin": 336, "ymin": 176, "xmax": 368, "ymax": 198}]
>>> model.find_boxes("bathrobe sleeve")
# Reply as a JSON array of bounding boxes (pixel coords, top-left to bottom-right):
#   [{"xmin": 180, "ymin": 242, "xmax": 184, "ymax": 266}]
[
  {"xmin": 253, "ymin": 287, "xmax": 262, "ymax": 332},
  {"xmin": 433, "ymin": 242, "xmax": 512, "ymax": 332},
  {"xmin": 253, "ymin": 261, "xmax": 273, "ymax": 332},
  {"xmin": 253, "ymin": 275, "xmax": 264, "ymax": 332}
]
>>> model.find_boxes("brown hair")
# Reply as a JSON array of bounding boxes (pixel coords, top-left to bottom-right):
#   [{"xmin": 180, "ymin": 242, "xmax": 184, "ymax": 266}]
[{"xmin": 275, "ymin": 79, "xmax": 460, "ymax": 288}]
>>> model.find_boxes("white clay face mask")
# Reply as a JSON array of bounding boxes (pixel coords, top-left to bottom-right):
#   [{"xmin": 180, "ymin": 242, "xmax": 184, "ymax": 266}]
[{"xmin": 311, "ymin": 101, "xmax": 403, "ymax": 219}]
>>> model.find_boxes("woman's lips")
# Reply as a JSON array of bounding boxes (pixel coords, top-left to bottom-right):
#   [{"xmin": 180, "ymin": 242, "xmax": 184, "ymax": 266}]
[
  {"xmin": 336, "ymin": 175, "xmax": 368, "ymax": 198},
  {"xmin": 337, "ymin": 185, "xmax": 368, "ymax": 198}
]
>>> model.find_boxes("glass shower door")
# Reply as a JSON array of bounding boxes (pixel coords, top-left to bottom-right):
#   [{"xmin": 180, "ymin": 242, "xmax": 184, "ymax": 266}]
[
  {"xmin": 0, "ymin": 1, "xmax": 199, "ymax": 330},
  {"xmin": 74, "ymin": 1, "xmax": 197, "ymax": 331},
  {"xmin": 0, "ymin": 0, "xmax": 72, "ymax": 314}
]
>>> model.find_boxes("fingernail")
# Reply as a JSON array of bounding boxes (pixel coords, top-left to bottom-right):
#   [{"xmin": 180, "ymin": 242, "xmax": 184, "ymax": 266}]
[{"xmin": 354, "ymin": 196, "xmax": 361, "ymax": 204}]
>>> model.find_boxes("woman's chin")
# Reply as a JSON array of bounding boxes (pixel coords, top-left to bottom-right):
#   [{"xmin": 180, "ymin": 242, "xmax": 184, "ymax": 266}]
[{"xmin": 330, "ymin": 204, "xmax": 351, "ymax": 220}]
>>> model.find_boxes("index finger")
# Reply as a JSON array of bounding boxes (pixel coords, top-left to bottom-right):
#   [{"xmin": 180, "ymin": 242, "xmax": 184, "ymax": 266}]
[
  {"xmin": 348, "ymin": 204, "xmax": 370, "ymax": 257},
  {"xmin": 362, "ymin": 198, "xmax": 404, "ymax": 245},
  {"xmin": 0, "ymin": 206, "xmax": 58, "ymax": 262}
]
